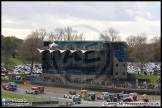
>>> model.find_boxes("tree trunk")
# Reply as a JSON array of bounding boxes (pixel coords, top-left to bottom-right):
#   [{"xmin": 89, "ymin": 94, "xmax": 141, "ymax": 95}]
[{"xmin": 31, "ymin": 61, "xmax": 34, "ymax": 74}]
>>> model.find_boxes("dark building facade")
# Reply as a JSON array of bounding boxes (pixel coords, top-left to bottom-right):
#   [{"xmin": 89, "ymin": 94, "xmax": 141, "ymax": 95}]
[{"xmin": 40, "ymin": 41, "xmax": 128, "ymax": 82}]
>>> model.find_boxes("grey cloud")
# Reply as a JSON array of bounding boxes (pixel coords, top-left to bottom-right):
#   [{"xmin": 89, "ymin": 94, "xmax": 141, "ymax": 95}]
[{"xmin": 2, "ymin": 1, "xmax": 160, "ymax": 22}]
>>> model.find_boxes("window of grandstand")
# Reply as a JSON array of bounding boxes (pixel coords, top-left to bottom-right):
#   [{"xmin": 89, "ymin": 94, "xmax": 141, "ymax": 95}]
[
  {"xmin": 116, "ymin": 72, "xmax": 118, "ymax": 75},
  {"xmin": 123, "ymin": 72, "xmax": 125, "ymax": 75},
  {"xmin": 123, "ymin": 64, "xmax": 125, "ymax": 67},
  {"xmin": 116, "ymin": 64, "xmax": 118, "ymax": 67}
]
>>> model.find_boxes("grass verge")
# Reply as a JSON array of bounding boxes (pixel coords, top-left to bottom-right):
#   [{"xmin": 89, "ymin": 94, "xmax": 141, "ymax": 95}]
[
  {"xmin": 136, "ymin": 74, "xmax": 160, "ymax": 85},
  {"xmin": 1, "ymin": 56, "xmax": 40, "ymax": 65},
  {"xmin": 2, "ymin": 91, "xmax": 53, "ymax": 102}
]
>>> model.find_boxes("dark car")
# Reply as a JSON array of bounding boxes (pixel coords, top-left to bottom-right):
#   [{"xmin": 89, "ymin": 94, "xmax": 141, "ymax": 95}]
[
  {"xmin": 73, "ymin": 96, "xmax": 81, "ymax": 104},
  {"xmin": 8, "ymin": 82, "xmax": 17, "ymax": 90},
  {"xmin": 2, "ymin": 84, "xmax": 17, "ymax": 91},
  {"xmin": 117, "ymin": 93, "xmax": 123, "ymax": 100}
]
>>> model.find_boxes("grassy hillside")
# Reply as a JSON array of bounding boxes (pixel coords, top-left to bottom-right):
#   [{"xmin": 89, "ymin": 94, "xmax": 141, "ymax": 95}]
[
  {"xmin": 11, "ymin": 57, "xmax": 40, "ymax": 64},
  {"xmin": 1, "ymin": 56, "xmax": 40, "ymax": 65},
  {"xmin": 136, "ymin": 74, "xmax": 160, "ymax": 85}
]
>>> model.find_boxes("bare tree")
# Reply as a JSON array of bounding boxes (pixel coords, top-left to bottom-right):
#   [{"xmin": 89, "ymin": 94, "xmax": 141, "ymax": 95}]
[
  {"xmin": 77, "ymin": 32, "xmax": 85, "ymax": 40},
  {"xmin": 99, "ymin": 27, "xmax": 121, "ymax": 41},
  {"xmin": 47, "ymin": 28, "xmax": 65, "ymax": 41},
  {"xmin": 64, "ymin": 26, "xmax": 74, "ymax": 40},
  {"xmin": 99, "ymin": 32, "xmax": 110, "ymax": 41},
  {"xmin": 126, "ymin": 35, "xmax": 137, "ymax": 62},
  {"xmin": 36, "ymin": 28, "xmax": 47, "ymax": 40},
  {"xmin": 150, "ymin": 36, "xmax": 161, "ymax": 45},
  {"xmin": 130, "ymin": 33, "xmax": 153, "ymax": 74},
  {"xmin": 18, "ymin": 31, "xmax": 43, "ymax": 74},
  {"xmin": 126, "ymin": 35, "xmax": 137, "ymax": 48},
  {"xmin": 150, "ymin": 36, "xmax": 161, "ymax": 62},
  {"xmin": 48, "ymin": 26, "xmax": 85, "ymax": 41}
]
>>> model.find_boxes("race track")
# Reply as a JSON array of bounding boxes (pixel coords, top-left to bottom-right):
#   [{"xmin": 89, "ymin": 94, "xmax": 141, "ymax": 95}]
[
  {"xmin": 2, "ymin": 88, "xmax": 105, "ymax": 107},
  {"xmin": 2, "ymin": 88, "xmax": 161, "ymax": 107}
]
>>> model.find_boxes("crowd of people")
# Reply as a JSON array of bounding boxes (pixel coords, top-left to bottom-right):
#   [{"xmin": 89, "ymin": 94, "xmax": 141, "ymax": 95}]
[{"xmin": 19, "ymin": 75, "xmax": 161, "ymax": 90}]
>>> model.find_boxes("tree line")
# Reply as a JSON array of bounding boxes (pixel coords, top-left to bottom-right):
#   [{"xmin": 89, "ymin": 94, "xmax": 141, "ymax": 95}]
[{"xmin": 1, "ymin": 27, "xmax": 161, "ymax": 73}]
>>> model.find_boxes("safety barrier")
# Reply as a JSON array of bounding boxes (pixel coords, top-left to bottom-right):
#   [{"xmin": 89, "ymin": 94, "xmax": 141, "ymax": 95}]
[{"xmin": 2, "ymin": 80, "xmax": 24, "ymax": 84}]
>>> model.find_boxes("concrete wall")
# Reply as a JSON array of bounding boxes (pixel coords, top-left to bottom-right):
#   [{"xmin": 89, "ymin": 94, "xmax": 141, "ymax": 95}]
[
  {"xmin": 41, "ymin": 73, "xmax": 112, "ymax": 83},
  {"xmin": 113, "ymin": 56, "xmax": 127, "ymax": 79}
]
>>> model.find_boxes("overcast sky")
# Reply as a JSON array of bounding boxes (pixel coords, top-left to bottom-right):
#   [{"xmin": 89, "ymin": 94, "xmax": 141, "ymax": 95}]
[{"xmin": 2, "ymin": 1, "xmax": 160, "ymax": 41}]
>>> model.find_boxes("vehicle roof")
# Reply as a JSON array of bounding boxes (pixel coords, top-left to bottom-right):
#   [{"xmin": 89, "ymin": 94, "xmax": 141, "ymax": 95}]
[
  {"xmin": 109, "ymin": 94, "xmax": 116, "ymax": 96},
  {"xmin": 81, "ymin": 90, "xmax": 87, "ymax": 91},
  {"xmin": 123, "ymin": 94, "xmax": 129, "ymax": 95},
  {"xmin": 10, "ymin": 84, "xmax": 16, "ymax": 85},
  {"xmin": 9, "ymin": 82, "xmax": 15, "ymax": 83},
  {"xmin": 117, "ymin": 93, "xmax": 123, "ymax": 94},
  {"xmin": 102, "ymin": 92, "xmax": 109, "ymax": 94},
  {"xmin": 74, "ymin": 96, "xmax": 80, "ymax": 98},
  {"xmin": 88, "ymin": 93, "xmax": 95, "ymax": 94},
  {"xmin": 32, "ymin": 87, "xmax": 38, "ymax": 88}
]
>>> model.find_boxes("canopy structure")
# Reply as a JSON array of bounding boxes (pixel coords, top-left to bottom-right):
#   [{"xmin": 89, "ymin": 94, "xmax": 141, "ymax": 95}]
[
  {"xmin": 81, "ymin": 50, "xmax": 87, "ymax": 53},
  {"xmin": 49, "ymin": 42, "xmax": 58, "ymax": 48},
  {"xmin": 49, "ymin": 50, "xmax": 55, "ymax": 53},
  {"xmin": 60, "ymin": 50, "xmax": 66, "ymax": 53},
  {"xmin": 70, "ymin": 50, "xmax": 76, "ymax": 53},
  {"xmin": 37, "ymin": 48, "xmax": 45, "ymax": 53},
  {"xmin": 37, "ymin": 48, "xmax": 90, "ymax": 53}
]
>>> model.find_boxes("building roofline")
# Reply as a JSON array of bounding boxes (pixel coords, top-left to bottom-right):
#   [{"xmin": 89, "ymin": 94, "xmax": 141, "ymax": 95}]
[{"xmin": 40, "ymin": 40, "xmax": 128, "ymax": 46}]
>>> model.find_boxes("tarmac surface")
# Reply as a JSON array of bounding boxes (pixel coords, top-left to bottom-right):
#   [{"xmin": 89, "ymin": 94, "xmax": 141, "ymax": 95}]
[{"xmin": 2, "ymin": 88, "xmax": 161, "ymax": 107}]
